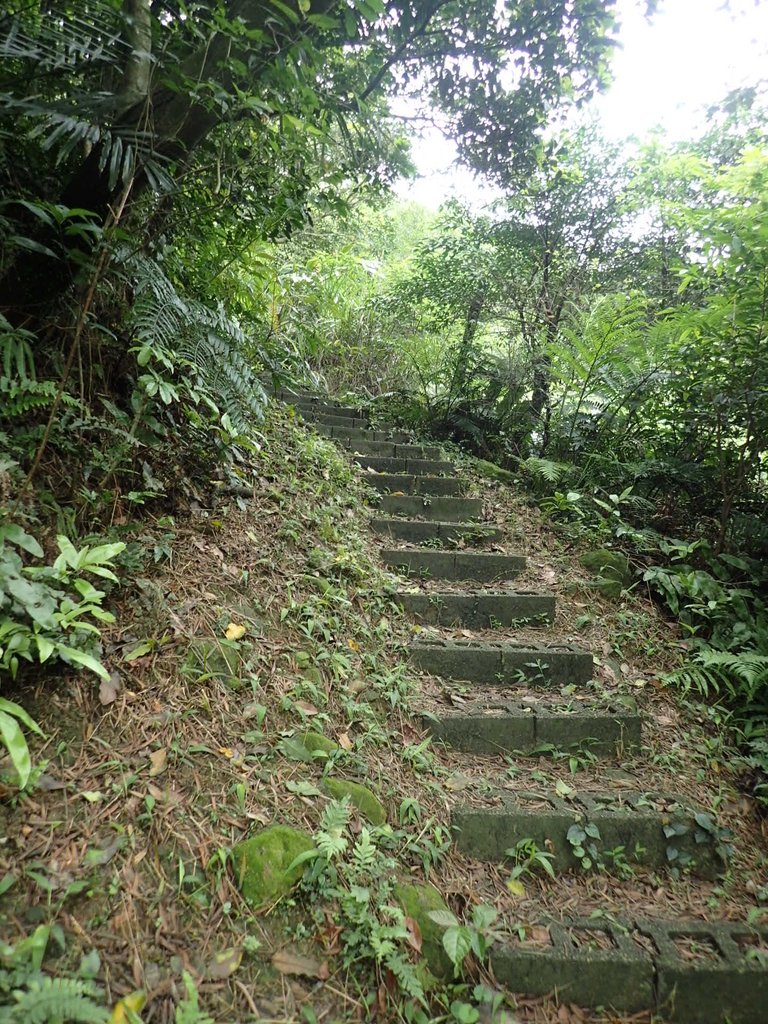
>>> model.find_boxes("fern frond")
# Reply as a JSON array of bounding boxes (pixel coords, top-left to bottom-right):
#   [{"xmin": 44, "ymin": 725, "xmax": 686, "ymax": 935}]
[
  {"xmin": 665, "ymin": 649, "xmax": 768, "ymax": 702},
  {"xmin": 128, "ymin": 255, "xmax": 266, "ymax": 434},
  {"xmin": 524, "ymin": 457, "xmax": 568, "ymax": 484},
  {"xmin": 7, "ymin": 975, "xmax": 109, "ymax": 1024}
]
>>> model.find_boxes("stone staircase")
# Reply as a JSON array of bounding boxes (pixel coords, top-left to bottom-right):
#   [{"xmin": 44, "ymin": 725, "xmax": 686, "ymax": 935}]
[{"xmin": 279, "ymin": 387, "xmax": 768, "ymax": 1023}]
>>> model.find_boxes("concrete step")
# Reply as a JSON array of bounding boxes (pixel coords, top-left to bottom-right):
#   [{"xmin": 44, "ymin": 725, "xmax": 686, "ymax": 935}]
[
  {"xmin": 355, "ymin": 455, "xmax": 455, "ymax": 475},
  {"xmin": 452, "ymin": 790, "xmax": 728, "ymax": 878},
  {"xmin": 343, "ymin": 440, "xmax": 443, "ymax": 459},
  {"xmin": 292, "ymin": 400, "xmax": 368, "ymax": 421},
  {"xmin": 318, "ymin": 425, "xmax": 415, "ymax": 444},
  {"xmin": 377, "ymin": 495, "xmax": 482, "ymax": 522},
  {"xmin": 371, "ymin": 519, "xmax": 502, "ymax": 546},
  {"xmin": 409, "ymin": 638, "xmax": 593, "ymax": 685},
  {"xmin": 381, "ymin": 549, "xmax": 526, "ymax": 581},
  {"xmin": 366, "ymin": 474, "xmax": 465, "ymax": 496},
  {"xmin": 398, "ymin": 589, "xmax": 554, "ymax": 627},
  {"xmin": 491, "ymin": 917, "xmax": 768, "ymax": 1023},
  {"xmin": 304, "ymin": 412, "xmax": 371, "ymax": 428},
  {"xmin": 425, "ymin": 696, "xmax": 641, "ymax": 755}
]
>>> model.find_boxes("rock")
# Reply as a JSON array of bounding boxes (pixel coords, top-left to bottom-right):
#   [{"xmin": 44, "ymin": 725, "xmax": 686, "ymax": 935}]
[
  {"xmin": 183, "ymin": 639, "xmax": 245, "ymax": 688},
  {"xmin": 474, "ymin": 459, "xmax": 516, "ymax": 484},
  {"xmin": 395, "ymin": 883, "xmax": 453, "ymax": 980},
  {"xmin": 579, "ymin": 549, "xmax": 633, "ymax": 598},
  {"xmin": 233, "ymin": 826, "xmax": 314, "ymax": 907},
  {"xmin": 300, "ymin": 731, "xmax": 339, "ymax": 755},
  {"xmin": 322, "ymin": 778, "xmax": 387, "ymax": 825}
]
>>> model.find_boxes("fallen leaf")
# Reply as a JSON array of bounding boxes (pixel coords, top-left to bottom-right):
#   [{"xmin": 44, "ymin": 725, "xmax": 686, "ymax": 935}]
[
  {"xmin": 99, "ymin": 671, "xmax": 122, "ymax": 705},
  {"xmin": 285, "ymin": 780, "xmax": 323, "ymax": 797},
  {"xmin": 226, "ymin": 622, "xmax": 246, "ymax": 641},
  {"xmin": 109, "ymin": 990, "xmax": 146, "ymax": 1024},
  {"xmin": 404, "ymin": 916, "xmax": 422, "ymax": 953},
  {"xmin": 506, "ymin": 878, "xmax": 526, "ymax": 896},
  {"xmin": 445, "ymin": 773, "xmax": 473, "ymax": 792},
  {"xmin": 271, "ymin": 948, "xmax": 329, "ymax": 980},
  {"xmin": 295, "ymin": 700, "xmax": 318, "ymax": 715},
  {"xmin": 347, "ymin": 638, "xmax": 360, "ymax": 652},
  {"xmin": 337, "ymin": 732, "xmax": 353, "ymax": 751},
  {"xmin": 205, "ymin": 947, "xmax": 243, "ymax": 980},
  {"xmin": 80, "ymin": 790, "xmax": 103, "ymax": 803},
  {"xmin": 148, "ymin": 749, "xmax": 167, "ymax": 777},
  {"xmin": 555, "ymin": 779, "xmax": 574, "ymax": 798}
]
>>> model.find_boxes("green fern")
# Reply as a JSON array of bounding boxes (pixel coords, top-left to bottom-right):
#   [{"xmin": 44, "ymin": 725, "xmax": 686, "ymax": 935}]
[
  {"xmin": 665, "ymin": 649, "xmax": 768, "ymax": 703},
  {"xmin": 174, "ymin": 972, "xmax": 214, "ymax": 1024},
  {"xmin": 523, "ymin": 456, "xmax": 568, "ymax": 484},
  {"xmin": 128, "ymin": 255, "xmax": 266, "ymax": 434},
  {"xmin": 1, "ymin": 976, "xmax": 109, "ymax": 1024}
]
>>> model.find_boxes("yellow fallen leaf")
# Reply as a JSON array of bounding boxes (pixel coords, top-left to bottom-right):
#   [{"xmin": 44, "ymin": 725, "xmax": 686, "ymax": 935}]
[
  {"xmin": 218, "ymin": 747, "xmax": 234, "ymax": 759},
  {"xmin": 506, "ymin": 878, "xmax": 526, "ymax": 897},
  {"xmin": 347, "ymin": 638, "xmax": 360, "ymax": 652},
  {"xmin": 110, "ymin": 990, "xmax": 146, "ymax": 1024},
  {"xmin": 337, "ymin": 732, "xmax": 353, "ymax": 751},
  {"xmin": 226, "ymin": 622, "xmax": 246, "ymax": 641},
  {"xmin": 148, "ymin": 748, "xmax": 167, "ymax": 777},
  {"xmin": 205, "ymin": 947, "xmax": 243, "ymax": 980}
]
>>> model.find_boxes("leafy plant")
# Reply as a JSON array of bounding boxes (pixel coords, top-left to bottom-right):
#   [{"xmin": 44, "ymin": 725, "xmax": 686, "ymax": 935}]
[{"xmin": 426, "ymin": 904, "xmax": 503, "ymax": 979}]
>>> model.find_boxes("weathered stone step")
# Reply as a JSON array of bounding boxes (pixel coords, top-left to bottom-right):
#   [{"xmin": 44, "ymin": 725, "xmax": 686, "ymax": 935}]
[
  {"xmin": 491, "ymin": 917, "xmax": 767, "ymax": 1024},
  {"xmin": 398, "ymin": 590, "xmax": 553, "ymax": 627},
  {"xmin": 345, "ymin": 440, "xmax": 443, "ymax": 459},
  {"xmin": 377, "ymin": 495, "xmax": 482, "ymax": 522},
  {"xmin": 410, "ymin": 638, "xmax": 593, "ymax": 685},
  {"xmin": 453, "ymin": 790, "xmax": 727, "ymax": 878},
  {"xmin": 355, "ymin": 455, "xmax": 455, "ymax": 475},
  {"xmin": 382, "ymin": 549, "xmax": 526, "ymax": 581},
  {"xmin": 288, "ymin": 398, "xmax": 368, "ymax": 420},
  {"xmin": 371, "ymin": 519, "xmax": 502, "ymax": 545},
  {"xmin": 366, "ymin": 474, "xmax": 465, "ymax": 496},
  {"xmin": 305, "ymin": 412, "xmax": 371, "ymax": 428},
  {"xmin": 426, "ymin": 696, "xmax": 641, "ymax": 755},
  {"xmin": 318, "ymin": 425, "xmax": 415, "ymax": 444}
]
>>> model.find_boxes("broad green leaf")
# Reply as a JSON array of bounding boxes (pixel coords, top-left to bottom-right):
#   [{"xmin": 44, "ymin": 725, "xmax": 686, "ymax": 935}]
[
  {"xmin": 427, "ymin": 909, "xmax": 458, "ymax": 928},
  {"xmin": 0, "ymin": 709, "xmax": 32, "ymax": 788},
  {"xmin": 0, "ymin": 524, "xmax": 43, "ymax": 557},
  {"xmin": 0, "ymin": 697, "xmax": 44, "ymax": 735},
  {"xmin": 442, "ymin": 925, "xmax": 473, "ymax": 974},
  {"xmin": 57, "ymin": 645, "xmax": 110, "ymax": 679}
]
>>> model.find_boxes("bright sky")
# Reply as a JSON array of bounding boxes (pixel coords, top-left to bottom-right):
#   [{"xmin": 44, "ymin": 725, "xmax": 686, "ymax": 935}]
[{"xmin": 395, "ymin": 0, "xmax": 768, "ymax": 208}]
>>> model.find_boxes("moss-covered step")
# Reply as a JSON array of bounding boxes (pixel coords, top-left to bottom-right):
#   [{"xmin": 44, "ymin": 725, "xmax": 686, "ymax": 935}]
[
  {"xmin": 491, "ymin": 917, "xmax": 768, "ymax": 1024},
  {"xmin": 345, "ymin": 440, "xmax": 443, "ymax": 459},
  {"xmin": 409, "ymin": 638, "xmax": 593, "ymax": 685},
  {"xmin": 318, "ymin": 425, "xmax": 415, "ymax": 444},
  {"xmin": 398, "ymin": 590, "xmax": 554, "ymax": 627},
  {"xmin": 394, "ymin": 883, "xmax": 454, "ymax": 980},
  {"xmin": 365, "ymin": 473, "xmax": 465, "ymax": 496},
  {"xmin": 288, "ymin": 398, "xmax": 368, "ymax": 420},
  {"xmin": 371, "ymin": 518, "xmax": 502, "ymax": 545},
  {"xmin": 381, "ymin": 549, "xmax": 526, "ymax": 581},
  {"xmin": 452, "ymin": 790, "xmax": 728, "ymax": 878},
  {"xmin": 355, "ymin": 455, "xmax": 455, "ymax": 475},
  {"xmin": 232, "ymin": 825, "xmax": 314, "ymax": 907},
  {"xmin": 304, "ymin": 412, "xmax": 371, "ymax": 429},
  {"xmin": 425, "ymin": 696, "xmax": 641, "ymax": 755},
  {"xmin": 377, "ymin": 495, "xmax": 482, "ymax": 521}
]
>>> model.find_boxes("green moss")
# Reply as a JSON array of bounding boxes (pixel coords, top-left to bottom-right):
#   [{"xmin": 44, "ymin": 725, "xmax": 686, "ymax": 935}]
[
  {"xmin": 395, "ymin": 883, "xmax": 453, "ymax": 980},
  {"xmin": 183, "ymin": 639, "xmax": 245, "ymax": 688},
  {"xmin": 474, "ymin": 459, "xmax": 515, "ymax": 484},
  {"xmin": 233, "ymin": 826, "xmax": 314, "ymax": 907},
  {"xmin": 301, "ymin": 731, "xmax": 339, "ymax": 754},
  {"xmin": 322, "ymin": 778, "xmax": 387, "ymax": 825},
  {"xmin": 579, "ymin": 549, "xmax": 633, "ymax": 598}
]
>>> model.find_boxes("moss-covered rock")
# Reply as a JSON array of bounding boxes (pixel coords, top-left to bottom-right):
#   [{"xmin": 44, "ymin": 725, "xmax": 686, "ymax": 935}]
[
  {"xmin": 395, "ymin": 883, "xmax": 453, "ymax": 980},
  {"xmin": 579, "ymin": 549, "xmax": 633, "ymax": 598},
  {"xmin": 300, "ymin": 731, "xmax": 339, "ymax": 755},
  {"xmin": 183, "ymin": 639, "xmax": 245, "ymax": 688},
  {"xmin": 233, "ymin": 826, "xmax": 314, "ymax": 907},
  {"xmin": 322, "ymin": 778, "xmax": 386, "ymax": 825},
  {"xmin": 475, "ymin": 459, "xmax": 516, "ymax": 484}
]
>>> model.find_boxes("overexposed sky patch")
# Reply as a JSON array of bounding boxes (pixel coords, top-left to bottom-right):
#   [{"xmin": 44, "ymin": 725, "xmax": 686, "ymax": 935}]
[{"xmin": 394, "ymin": 0, "xmax": 768, "ymax": 209}]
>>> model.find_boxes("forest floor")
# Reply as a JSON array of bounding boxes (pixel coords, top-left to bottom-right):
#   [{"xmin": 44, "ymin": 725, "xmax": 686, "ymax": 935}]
[{"xmin": 1, "ymin": 404, "xmax": 766, "ymax": 1024}]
